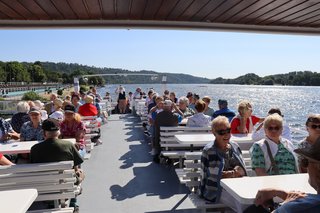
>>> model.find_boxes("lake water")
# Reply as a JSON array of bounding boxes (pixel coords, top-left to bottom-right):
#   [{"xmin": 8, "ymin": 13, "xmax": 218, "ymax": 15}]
[{"xmin": 99, "ymin": 84, "xmax": 320, "ymax": 129}]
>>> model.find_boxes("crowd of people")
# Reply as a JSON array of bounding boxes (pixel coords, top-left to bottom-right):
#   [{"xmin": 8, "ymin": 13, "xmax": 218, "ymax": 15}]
[
  {"xmin": 126, "ymin": 87, "xmax": 320, "ymax": 213},
  {"xmin": 0, "ymin": 86, "xmax": 106, "ymax": 211},
  {"xmin": 1, "ymin": 85, "xmax": 320, "ymax": 212}
]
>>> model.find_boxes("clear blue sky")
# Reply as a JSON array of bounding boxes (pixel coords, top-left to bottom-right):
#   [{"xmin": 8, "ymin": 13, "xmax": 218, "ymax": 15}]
[{"xmin": 1, "ymin": 29, "xmax": 319, "ymax": 79}]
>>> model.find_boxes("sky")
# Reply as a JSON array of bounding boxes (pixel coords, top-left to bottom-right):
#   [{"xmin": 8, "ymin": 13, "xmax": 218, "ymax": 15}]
[{"xmin": 1, "ymin": 29, "xmax": 320, "ymax": 79}]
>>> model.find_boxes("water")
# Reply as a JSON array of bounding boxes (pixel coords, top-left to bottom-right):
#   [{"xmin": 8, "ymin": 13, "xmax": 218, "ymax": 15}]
[{"xmin": 99, "ymin": 84, "xmax": 320, "ymax": 130}]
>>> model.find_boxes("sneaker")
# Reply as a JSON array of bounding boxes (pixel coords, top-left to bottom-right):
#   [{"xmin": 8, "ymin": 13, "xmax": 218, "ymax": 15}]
[{"xmin": 149, "ymin": 148, "xmax": 155, "ymax": 155}]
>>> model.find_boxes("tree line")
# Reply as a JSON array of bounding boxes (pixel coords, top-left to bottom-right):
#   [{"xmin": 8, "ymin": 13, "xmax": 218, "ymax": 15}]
[
  {"xmin": 0, "ymin": 61, "xmax": 210, "ymax": 85},
  {"xmin": 210, "ymin": 71, "xmax": 320, "ymax": 86}
]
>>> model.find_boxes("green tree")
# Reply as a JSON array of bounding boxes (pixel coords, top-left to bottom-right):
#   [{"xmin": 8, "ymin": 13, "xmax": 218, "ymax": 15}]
[
  {"xmin": 28, "ymin": 64, "xmax": 47, "ymax": 82},
  {"xmin": 6, "ymin": 62, "xmax": 31, "ymax": 82}
]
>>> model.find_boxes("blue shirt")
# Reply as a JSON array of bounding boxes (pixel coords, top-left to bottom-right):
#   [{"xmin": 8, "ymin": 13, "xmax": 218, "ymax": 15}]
[
  {"xmin": 20, "ymin": 121, "xmax": 44, "ymax": 141},
  {"xmin": 275, "ymin": 194, "xmax": 320, "ymax": 213},
  {"xmin": 212, "ymin": 108, "xmax": 236, "ymax": 122}
]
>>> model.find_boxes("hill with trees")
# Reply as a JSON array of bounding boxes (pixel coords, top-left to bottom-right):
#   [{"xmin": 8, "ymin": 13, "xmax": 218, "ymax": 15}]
[
  {"xmin": 210, "ymin": 71, "xmax": 320, "ymax": 86},
  {"xmin": 0, "ymin": 61, "xmax": 210, "ymax": 85}
]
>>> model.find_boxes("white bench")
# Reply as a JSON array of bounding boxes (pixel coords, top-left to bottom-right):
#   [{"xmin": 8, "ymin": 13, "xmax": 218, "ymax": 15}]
[
  {"xmin": 0, "ymin": 161, "xmax": 78, "ymax": 210},
  {"xmin": 160, "ymin": 126, "xmax": 211, "ymax": 149},
  {"xmin": 159, "ymin": 126, "xmax": 211, "ymax": 165},
  {"xmin": 181, "ymin": 154, "xmax": 230, "ymax": 213}
]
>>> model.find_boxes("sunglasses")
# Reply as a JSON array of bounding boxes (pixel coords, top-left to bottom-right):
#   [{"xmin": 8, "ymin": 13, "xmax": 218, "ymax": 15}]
[
  {"xmin": 307, "ymin": 117, "xmax": 320, "ymax": 123},
  {"xmin": 216, "ymin": 128, "xmax": 231, "ymax": 135},
  {"xmin": 267, "ymin": 126, "xmax": 281, "ymax": 131},
  {"xmin": 310, "ymin": 124, "xmax": 320, "ymax": 130}
]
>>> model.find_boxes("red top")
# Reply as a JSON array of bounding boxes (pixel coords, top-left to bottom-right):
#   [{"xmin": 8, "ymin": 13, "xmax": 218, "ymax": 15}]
[
  {"xmin": 78, "ymin": 103, "xmax": 98, "ymax": 116},
  {"xmin": 0, "ymin": 153, "xmax": 3, "ymax": 159},
  {"xmin": 230, "ymin": 115, "xmax": 260, "ymax": 134}
]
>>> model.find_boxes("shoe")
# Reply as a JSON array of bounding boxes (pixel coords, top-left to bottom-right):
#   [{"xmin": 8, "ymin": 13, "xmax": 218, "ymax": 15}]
[{"xmin": 149, "ymin": 148, "xmax": 155, "ymax": 155}]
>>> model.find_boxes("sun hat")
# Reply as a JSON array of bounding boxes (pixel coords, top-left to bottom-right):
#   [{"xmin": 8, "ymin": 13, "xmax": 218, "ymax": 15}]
[
  {"xmin": 42, "ymin": 119, "xmax": 60, "ymax": 131},
  {"xmin": 64, "ymin": 105, "xmax": 75, "ymax": 113},
  {"xmin": 49, "ymin": 111, "xmax": 64, "ymax": 121},
  {"xmin": 294, "ymin": 137, "xmax": 320, "ymax": 163},
  {"xmin": 29, "ymin": 106, "xmax": 41, "ymax": 114}
]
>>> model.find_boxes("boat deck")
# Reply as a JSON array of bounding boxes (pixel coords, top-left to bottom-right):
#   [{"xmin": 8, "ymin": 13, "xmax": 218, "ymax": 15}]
[{"xmin": 78, "ymin": 114, "xmax": 199, "ymax": 213}]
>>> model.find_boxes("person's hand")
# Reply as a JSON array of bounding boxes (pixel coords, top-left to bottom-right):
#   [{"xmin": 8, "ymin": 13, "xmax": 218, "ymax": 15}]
[
  {"xmin": 234, "ymin": 166, "xmax": 245, "ymax": 177},
  {"xmin": 255, "ymin": 189, "xmax": 277, "ymax": 208},
  {"xmin": 282, "ymin": 191, "xmax": 306, "ymax": 204}
]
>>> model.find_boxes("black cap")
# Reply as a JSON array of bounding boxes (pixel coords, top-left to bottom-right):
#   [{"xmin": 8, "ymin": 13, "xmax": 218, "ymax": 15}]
[
  {"xmin": 42, "ymin": 119, "xmax": 59, "ymax": 131},
  {"xmin": 64, "ymin": 105, "xmax": 75, "ymax": 113}
]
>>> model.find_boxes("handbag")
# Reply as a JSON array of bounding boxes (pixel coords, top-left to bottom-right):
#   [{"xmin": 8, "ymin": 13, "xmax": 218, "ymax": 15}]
[{"xmin": 264, "ymin": 140, "xmax": 279, "ymax": 175}]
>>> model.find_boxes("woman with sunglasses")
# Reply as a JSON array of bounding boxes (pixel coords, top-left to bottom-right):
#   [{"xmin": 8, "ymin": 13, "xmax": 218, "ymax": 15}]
[
  {"xmin": 200, "ymin": 116, "xmax": 247, "ymax": 212},
  {"xmin": 297, "ymin": 114, "xmax": 320, "ymax": 173},
  {"xmin": 250, "ymin": 113, "xmax": 298, "ymax": 176}
]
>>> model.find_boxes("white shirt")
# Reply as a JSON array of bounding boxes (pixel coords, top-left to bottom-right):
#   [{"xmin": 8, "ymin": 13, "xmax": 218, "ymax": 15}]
[{"xmin": 186, "ymin": 113, "xmax": 211, "ymax": 127}]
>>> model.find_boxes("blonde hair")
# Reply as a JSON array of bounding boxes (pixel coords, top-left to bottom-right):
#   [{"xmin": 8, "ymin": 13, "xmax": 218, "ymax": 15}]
[
  {"xmin": 264, "ymin": 113, "xmax": 283, "ymax": 129},
  {"xmin": 202, "ymin": 96, "xmax": 211, "ymax": 104},
  {"xmin": 238, "ymin": 100, "xmax": 252, "ymax": 114},
  {"xmin": 212, "ymin": 116, "xmax": 229, "ymax": 130}
]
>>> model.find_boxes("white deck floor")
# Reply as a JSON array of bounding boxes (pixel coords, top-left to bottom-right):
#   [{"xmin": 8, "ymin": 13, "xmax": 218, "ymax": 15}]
[{"xmin": 78, "ymin": 114, "xmax": 199, "ymax": 213}]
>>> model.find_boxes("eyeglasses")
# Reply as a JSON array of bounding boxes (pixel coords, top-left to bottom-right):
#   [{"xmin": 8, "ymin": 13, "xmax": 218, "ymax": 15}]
[
  {"xmin": 267, "ymin": 126, "xmax": 281, "ymax": 131},
  {"xmin": 216, "ymin": 128, "xmax": 231, "ymax": 135},
  {"xmin": 310, "ymin": 124, "xmax": 320, "ymax": 130}
]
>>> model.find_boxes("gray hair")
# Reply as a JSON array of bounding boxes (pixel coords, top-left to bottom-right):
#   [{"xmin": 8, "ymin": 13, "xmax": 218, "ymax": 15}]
[
  {"xmin": 45, "ymin": 130, "xmax": 60, "ymax": 138},
  {"xmin": 17, "ymin": 101, "xmax": 30, "ymax": 113},
  {"xmin": 178, "ymin": 96, "xmax": 189, "ymax": 105}
]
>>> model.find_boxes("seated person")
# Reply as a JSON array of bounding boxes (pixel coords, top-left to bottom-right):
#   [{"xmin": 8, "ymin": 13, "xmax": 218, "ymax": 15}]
[
  {"xmin": 250, "ymin": 137, "xmax": 320, "ymax": 213},
  {"xmin": 186, "ymin": 100, "xmax": 211, "ymax": 127},
  {"xmin": 0, "ymin": 153, "xmax": 14, "ymax": 165},
  {"xmin": 0, "ymin": 118, "xmax": 20, "ymax": 142},
  {"xmin": 153, "ymin": 100, "xmax": 179, "ymax": 163},
  {"xmin": 20, "ymin": 107, "xmax": 44, "ymax": 141},
  {"xmin": 297, "ymin": 114, "xmax": 320, "ymax": 173},
  {"xmin": 59, "ymin": 105, "xmax": 86, "ymax": 157},
  {"xmin": 11, "ymin": 101, "xmax": 30, "ymax": 133},
  {"xmin": 30, "ymin": 119, "xmax": 84, "ymax": 211},
  {"xmin": 78, "ymin": 95, "xmax": 98, "ymax": 116},
  {"xmin": 177, "ymin": 96, "xmax": 194, "ymax": 118},
  {"xmin": 202, "ymin": 96, "xmax": 215, "ymax": 117},
  {"xmin": 250, "ymin": 114, "xmax": 297, "ymax": 176},
  {"xmin": 231, "ymin": 100, "xmax": 263, "ymax": 134},
  {"xmin": 212, "ymin": 99, "xmax": 235, "ymax": 122},
  {"xmin": 252, "ymin": 108, "xmax": 291, "ymax": 141},
  {"xmin": 200, "ymin": 116, "xmax": 247, "ymax": 212}
]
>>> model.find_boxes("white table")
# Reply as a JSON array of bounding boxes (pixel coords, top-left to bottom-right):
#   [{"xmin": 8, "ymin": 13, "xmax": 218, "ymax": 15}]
[
  {"xmin": 0, "ymin": 189, "xmax": 38, "ymax": 213},
  {"xmin": 0, "ymin": 139, "xmax": 76, "ymax": 155},
  {"xmin": 174, "ymin": 133, "xmax": 254, "ymax": 150},
  {"xmin": 220, "ymin": 173, "xmax": 316, "ymax": 205}
]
